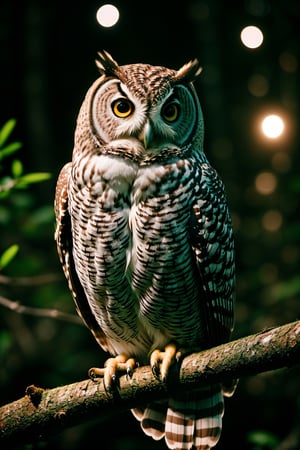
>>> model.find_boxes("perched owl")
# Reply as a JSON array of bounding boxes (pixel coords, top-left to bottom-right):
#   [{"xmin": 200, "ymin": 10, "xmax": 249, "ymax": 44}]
[{"xmin": 55, "ymin": 51, "xmax": 235, "ymax": 450}]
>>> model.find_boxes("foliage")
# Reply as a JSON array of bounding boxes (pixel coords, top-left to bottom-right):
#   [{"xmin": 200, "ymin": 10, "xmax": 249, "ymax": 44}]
[
  {"xmin": 0, "ymin": 119, "xmax": 51, "ymax": 197},
  {"xmin": 0, "ymin": 119, "xmax": 51, "ymax": 269},
  {"xmin": 0, "ymin": 243, "xmax": 19, "ymax": 270}
]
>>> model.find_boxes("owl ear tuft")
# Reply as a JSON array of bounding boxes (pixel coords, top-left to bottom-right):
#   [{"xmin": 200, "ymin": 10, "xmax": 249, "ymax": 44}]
[
  {"xmin": 174, "ymin": 59, "xmax": 202, "ymax": 83},
  {"xmin": 96, "ymin": 50, "xmax": 121, "ymax": 77}
]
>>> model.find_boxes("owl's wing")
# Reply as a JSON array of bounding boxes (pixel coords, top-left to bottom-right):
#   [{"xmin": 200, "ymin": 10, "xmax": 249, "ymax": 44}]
[
  {"xmin": 190, "ymin": 162, "xmax": 235, "ymax": 347},
  {"xmin": 54, "ymin": 163, "xmax": 108, "ymax": 349}
]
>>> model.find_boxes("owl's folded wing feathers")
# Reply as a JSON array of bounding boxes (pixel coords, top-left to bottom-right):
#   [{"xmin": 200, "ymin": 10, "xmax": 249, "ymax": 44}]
[
  {"xmin": 54, "ymin": 162, "xmax": 109, "ymax": 349},
  {"xmin": 189, "ymin": 163, "xmax": 235, "ymax": 348}
]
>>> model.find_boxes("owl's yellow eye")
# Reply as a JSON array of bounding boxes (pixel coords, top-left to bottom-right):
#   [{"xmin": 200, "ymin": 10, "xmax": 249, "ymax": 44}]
[
  {"xmin": 112, "ymin": 99, "xmax": 134, "ymax": 118},
  {"xmin": 161, "ymin": 101, "xmax": 180, "ymax": 123}
]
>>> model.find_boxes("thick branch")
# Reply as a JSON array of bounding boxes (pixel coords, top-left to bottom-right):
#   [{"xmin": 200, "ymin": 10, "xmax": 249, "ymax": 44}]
[{"xmin": 1, "ymin": 320, "xmax": 299, "ymax": 448}]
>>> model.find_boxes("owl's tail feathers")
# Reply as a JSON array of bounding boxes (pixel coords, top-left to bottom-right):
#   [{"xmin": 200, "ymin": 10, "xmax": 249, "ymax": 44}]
[
  {"xmin": 131, "ymin": 400, "xmax": 167, "ymax": 440},
  {"xmin": 131, "ymin": 384, "xmax": 224, "ymax": 450},
  {"xmin": 165, "ymin": 384, "xmax": 224, "ymax": 450}
]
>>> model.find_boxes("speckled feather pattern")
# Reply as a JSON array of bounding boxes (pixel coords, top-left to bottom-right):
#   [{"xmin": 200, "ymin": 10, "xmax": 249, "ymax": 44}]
[{"xmin": 55, "ymin": 51, "xmax": 235, "ymax": 450}]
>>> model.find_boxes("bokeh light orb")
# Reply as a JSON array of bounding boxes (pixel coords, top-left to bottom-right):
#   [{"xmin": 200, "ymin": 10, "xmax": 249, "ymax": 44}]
[
  {"xmin": 261, "ymin": 114, "xmax": 285, "ymax": 138},
  {"xmin": 248, "ymin": 74, "xmax": 269, "ymax": 97},
  {"xmin": 262, "ymin": 210, "xmax": 283, "ymax": 232},
  {"xmin": 241, "ymin": 26, "xmax": 264, "ymax": 49},
  {"xmin": 255, "ymin": 172, "xmax": 277, "ymax": 195},
  {"xmin": 96, "ymin": 4, "xmax": 120, "ymax": 28}
]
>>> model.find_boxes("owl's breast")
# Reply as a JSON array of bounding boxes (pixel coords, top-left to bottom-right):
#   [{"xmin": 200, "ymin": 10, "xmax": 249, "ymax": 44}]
[
  {"xmin": 70, "ymin": 153, "xmax": 203, "ymax": 354},
  {"xmin": 129, "ymin": 160, "xmax": 204, "ymax": 346}
]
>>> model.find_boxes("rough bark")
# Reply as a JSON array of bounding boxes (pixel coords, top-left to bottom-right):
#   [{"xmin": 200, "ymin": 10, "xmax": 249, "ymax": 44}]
[{"xmin": 0, "ymin": 320, "xmax": 299, "ymax": 448}]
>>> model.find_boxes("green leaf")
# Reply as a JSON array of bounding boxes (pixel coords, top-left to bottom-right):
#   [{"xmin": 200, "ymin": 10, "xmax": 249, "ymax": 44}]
[
  {"xmin": 247, "ymin": 430, "xmax": 279, "ymax": 448},
  {"xmin": 0, "ymin": 190, "xmax": 10, "ymax": 199},
  {"xmin": 0, "ymin": 244, "xmax": 19, "ymax": 269},
  {"xmin": 11, "ymin": 159, "xmax": 23, "ymax": 178},
  {"xmin": 17, "ymin": 172, "xmax": 52, "ymax": 186},
  {"xmin": 0, "ymin": 141, "xmax": 22, "ymax": 160},
  {"xmin": 0, "ymin": 119, "xmax": 17, "ymax": 147}
]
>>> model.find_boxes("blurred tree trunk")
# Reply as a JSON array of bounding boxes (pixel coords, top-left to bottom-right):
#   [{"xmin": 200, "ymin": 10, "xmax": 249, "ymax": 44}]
[{"xmin": 23, "ymin": 1, "xmax": 54, "ymax": 176}]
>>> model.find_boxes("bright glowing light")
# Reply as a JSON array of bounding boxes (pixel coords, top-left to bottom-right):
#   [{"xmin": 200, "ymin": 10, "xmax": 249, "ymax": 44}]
[
  {"xmin": 96, "ymin": 4, "xmax": 119, "ymax": 28},
  {"xmin": 262, "ymin": 210, "xmax": 283, "ymax": 232},
  {"xmin": 261, "ymin": 114, "xmax": 285, "ymax": 138},
  {"xmin": 255, "ymin": 172, "xmax": 277, "ymax": 195},
  {"xmin": 240, "ymin": 26, "xmax": 264, "ymax": 49}
]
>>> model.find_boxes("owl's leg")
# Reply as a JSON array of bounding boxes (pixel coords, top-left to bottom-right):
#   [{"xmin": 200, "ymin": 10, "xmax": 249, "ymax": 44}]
[
  {"xmin": 150, "ymin": 343, "xmax": 184, "ymax": 382},
  {"xmin": 88, "ymin": 354, "xmax": 137, "ymax": 391}
]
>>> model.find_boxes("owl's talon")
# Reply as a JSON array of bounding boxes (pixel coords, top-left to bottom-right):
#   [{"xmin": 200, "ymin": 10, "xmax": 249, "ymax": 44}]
[
  {"xmin": 126, "ymin": 368, "xmax": 133, "ymax": 378},
  {"xmin": 88, "ymin": 367, "xmax": 105, "ymax": 381},
  {"xmin": 176, "ymin": 348, "xmax": 185, "ymax": 363},
  {"xmin": 150, "ymin": 349, "xmax": 161, "ymax": 378},
  {"xmin": 150, "ymin": 343, "xmax": 179, "ymax": 382},
  {"xmin": 88, "ymin": 354, "xmax": 138, "ymax": 391},
  {"xmin": 151, "ymin": 363, "xmax": 160, "ymax": 379}
]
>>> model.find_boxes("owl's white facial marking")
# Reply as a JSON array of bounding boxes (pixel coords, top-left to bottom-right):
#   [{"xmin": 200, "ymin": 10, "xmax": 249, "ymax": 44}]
[
  {"xmin": 91, "ymin": 79, "xmax": 148, "ymax": 145},
  {"xmin": 113, "ymin": 84, "xmax": 147, "ymax": 137}
]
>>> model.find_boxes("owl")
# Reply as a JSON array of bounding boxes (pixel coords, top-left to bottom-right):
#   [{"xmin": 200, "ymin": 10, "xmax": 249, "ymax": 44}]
[{"xmin": 55, "ymin": 51, "xmax": 235, "ymax": 450}]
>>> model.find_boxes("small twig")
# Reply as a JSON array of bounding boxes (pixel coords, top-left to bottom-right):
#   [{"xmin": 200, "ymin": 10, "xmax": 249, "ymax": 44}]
[
  {"xmin": 0, "ymin": 178, "xmax": 18, "ymax": 193},
  {"xmin": 0, "ymin": 273, "xmax": 62, "ymax": 286},
  {"xmin": 0, "ymin": 295, "xmax": 82, "ymax": 325}
]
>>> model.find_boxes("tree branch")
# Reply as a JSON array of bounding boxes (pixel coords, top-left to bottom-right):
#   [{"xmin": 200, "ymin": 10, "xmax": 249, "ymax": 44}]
[
  {"xmin": 0, "ymin": 295, "xmax": 82, "ymax": 325},
  {"xmin": 1, "ymin": 320, "xmax": 299, "ymax": 448}
]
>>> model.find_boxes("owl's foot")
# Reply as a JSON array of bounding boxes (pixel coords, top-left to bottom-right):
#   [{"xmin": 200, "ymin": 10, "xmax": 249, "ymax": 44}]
[
  {"xmin": 88, "ymin": 354, "xmax": 137, "ymax": 392},
  {"xmin": 150, "ymin": 343, "xmax": 183, "ymax": 382}
]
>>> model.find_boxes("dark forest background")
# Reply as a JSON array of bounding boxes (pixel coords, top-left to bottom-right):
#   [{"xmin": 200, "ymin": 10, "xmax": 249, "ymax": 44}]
[{"xmin": 0, "ymin": 1, "xmax": 300, "ymax": 449}]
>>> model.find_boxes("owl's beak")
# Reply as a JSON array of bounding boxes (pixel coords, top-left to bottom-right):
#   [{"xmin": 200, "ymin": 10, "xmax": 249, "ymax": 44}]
[{"xmin": 139, "ymin": 121, "xmax": 153, "ymax": 149}]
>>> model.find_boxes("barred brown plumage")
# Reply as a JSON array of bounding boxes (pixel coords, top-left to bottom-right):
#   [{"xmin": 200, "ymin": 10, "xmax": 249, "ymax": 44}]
[{"xmin": 54, "ymin": 51, "xmax": 235, "ymax": 449}]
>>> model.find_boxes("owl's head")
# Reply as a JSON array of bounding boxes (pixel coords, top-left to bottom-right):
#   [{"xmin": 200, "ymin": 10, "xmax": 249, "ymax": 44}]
[{"xmin": 81, "ymin": 51, "xmax": 204, "ymax": 161}]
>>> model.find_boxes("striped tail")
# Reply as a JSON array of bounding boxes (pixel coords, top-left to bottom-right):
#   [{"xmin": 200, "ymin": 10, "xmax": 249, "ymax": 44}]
[{"xmin": 131, "ymin": 384, "xmax": 224, "ymax": 450}]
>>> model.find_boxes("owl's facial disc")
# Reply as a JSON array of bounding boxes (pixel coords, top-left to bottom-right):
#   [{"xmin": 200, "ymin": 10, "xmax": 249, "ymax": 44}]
[{"xmin": 91, "ymin": 77, "xmax": 201, "ymax": 152}]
